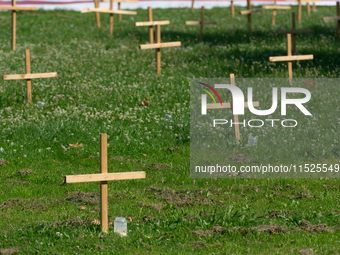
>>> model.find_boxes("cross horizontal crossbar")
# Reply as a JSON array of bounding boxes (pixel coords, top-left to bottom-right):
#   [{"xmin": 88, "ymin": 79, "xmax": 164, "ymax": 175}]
[
  {"xmin": 81, "ymin": 8, "xmax": 137, "ymax": 15},
  {"xmin": 65, "ymin": 171, "xmax": 146, "ymax": 183},
  {"xmin": 139, "ymin": 41, "xmax": 181, "ymax": 50},
  {"xmin": 185, "ymin": 21, "xmax": 217, "ymax": 25},
  {"xmin": 0, "ymin": 7, "xmax": 37, "ymax": 10},
  {"xmin": 269, "ymin": 55, "xmax": 313, "ymax": 62},
  {"xmin": 3, "ymin": 72, "xmax": 57, "ymax": 80},
  {"xmin": 207, "ymin": 101, "xmax": 260, "ymax": 109},
  {"xmin": 277, "ymin": 29, "xmax": 314, "ymax": 34},
  {"xmin": 102, "ymin": 0, "xmax": 138, "ymax": 2},
  {"xmin": 262, "ymin": 5, "xmax": 291, "ymax": 10},
  {"xmin": 239, "ymin": 9, "xmax": 263, "ymax": 15},
  {"xmin": 135, "ymin": 20, "xmax": 170, "ymax": 26},
  {"xmin": 322, "ymin": 16, "xmax": 340, "ymax": 22}
]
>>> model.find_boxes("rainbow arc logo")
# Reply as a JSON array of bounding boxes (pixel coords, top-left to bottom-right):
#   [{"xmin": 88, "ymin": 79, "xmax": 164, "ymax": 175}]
[{"xmin": 197, "ymin": 82, "xmax": 222, "ymax": 106}]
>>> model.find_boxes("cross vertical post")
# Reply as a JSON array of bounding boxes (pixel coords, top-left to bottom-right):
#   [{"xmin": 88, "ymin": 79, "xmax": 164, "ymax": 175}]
[
  {"xmin": 100, "ymin": 134, "xmax": 108, "ymax": 233},
  {"xmin": 148, "ymin": 7, "xmax": 154, "ymax": 44},
  {"xmin": 230, "ymin": 74, "xmax": 240, "ymax": 141},
  {"xmin": 307, "ymin": 2, "xmax": 310, "ymax": 15},
  {"xmin": 118, "ymin": 2, "xmax": 122, "ymax": 21},
  {"xmin": 231, "ymin": 1, "xmax": 235, "ymax": 18},
  {"xmin": 12, "ymin": 0, "xmax": 16, "ymax": 51},
  {"xmin": 247, "ymin": 0, "xmax": 251, "ymax": 32},
  {"xmin": 287, "ymin": 34, "xmax": 293, "ymax": 84},
  {"xmin": 200, "ymin": 6, "xmax": 204, "ymax": 41},
  {"xmin": 25, "ymin": 50, "xmax": 32, "ymax": 104},
  {"xmin": 298, "ymin": 0, "xmax": 302, "ymax": 22},
  {"xmin": 95, "ymin": 0, "xmax": 101, "ymax": 28},
  {"xmin": 156, "ymin": 25, "xmax": 161, "ymax": 76},
  {"xmin": 109, "ymin": 0, "xmax": 114, "ymax": 35},
  {"xmin": 272, "ymin": 0, "xmax": 277, "ymax": 26},
  {"xmin": 313, "ymin": 2, "xmax": 316, "ymax": 11},
  {"xmin": 191, "ymin": 0, "xmax": 195, "ymax": 11}
]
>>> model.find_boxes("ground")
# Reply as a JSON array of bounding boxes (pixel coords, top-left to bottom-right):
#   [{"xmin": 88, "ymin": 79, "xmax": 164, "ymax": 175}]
[{"xmin": 0, "ymin": 6, "xmax": 340, "ymax": 254}]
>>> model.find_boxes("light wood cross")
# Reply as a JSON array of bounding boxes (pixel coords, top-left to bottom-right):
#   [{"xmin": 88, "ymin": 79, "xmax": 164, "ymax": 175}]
[
  {"xmin": 239, "ymin": 0, "xmax": 262, "ymax": 32},
  {"xmin": 135, "ymin": 7, "xmax": 170, "ymax": 44},
  {"xmin": 205, "ymin": 74, "xmax": 260, "ymax": 141},
  {"xmin": 0, "ymin": 0, "xmax": 37, "ymax": 51},
  {"xmin": 269, "ymin": 34, "xmax": 313, "ymax": 83},
  {"xmin": 102, "ymin": 0, "xmax": 139, "ymax": 21},
  {"xmin": 289, "ymin": 0, "xmax": 320, "ymax": 22},
  {"xmin": 2, "ymin": 49, "xmax": 57, "ymax": 104},
  {"xmin": 277, "ymin": 12, "xmax": 314, "ymax": 54},
  {"xmin": 65, "ymin": 134, "xmax": 146, "ymax": 233},
  {"xmin": 262, "ymin": 0, "xmax": 291, "ymax": 26},
  {"xmin": 322, "ymin": 2, "xmax": 340, "ymax": 38},
  {"xmin": 81, "ymin": 0, "xmax": 137, "ymax": 35},
  {"xmin": 138, "ymin": 23, "xmax": 181, "ymax": 75},
  {"xmin": 185, "ymin": 6, "xmax": 217, "ymax": 41}
]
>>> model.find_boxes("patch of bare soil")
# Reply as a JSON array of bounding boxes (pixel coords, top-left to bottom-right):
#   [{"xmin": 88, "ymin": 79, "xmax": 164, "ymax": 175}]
[
  {"xmin": 249, "ymin": 224, "xmax": 289, "ymax": 234},
  {"xmin": 0, "ymin": 160, "xmax": 9, "ymax": 167},
  {"xmin": 0, "ymin": 247, "xmax": 19, "ymax": 255},
  {"xmin": 191, "ymin": 226, "xmax": 227, "ymax": 237},
  {"xmin": 299, "ymin": 248, "xmax": 314, "ymax": 255},
  {"xmin": 226, "ymin": 154, "xmax": 253, "ymax": 164},
  {"xmin": 137, "ymin": 202, "xmax": 165, "ymax": 210},
  {"xmin": 66, "ymin": 191, "xmax": 100, "ymax": 204},
  {"xmin": 299, "ymin": 220, "xmax": 336, "ymax": 233},
  {"xmin": 54, "ymin": 217, "xmax": 87, "ymax": 227},
  {"xmin": 145, "ymin": 186, "xmax": 214, "ymax": 207},
  {"xmin": 273, "ymin": 192, "xmax": 313, "ymax": 200},
  {"xmin": 0, "ymin": 199, "xmax": 21, "ymax": 210},
  {"xmin": 191, "ymin": 241, "xmax": 206, "ymax": 247},
  {"xmin": 146, "ymin": 163, "xmax": 170, "ymax": 169},
  {"xmin": 17, "ymin": 169, "xmax": 33, "ymax": 175}
]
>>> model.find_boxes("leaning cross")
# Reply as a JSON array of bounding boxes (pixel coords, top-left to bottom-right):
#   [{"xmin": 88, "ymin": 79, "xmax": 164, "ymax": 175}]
[
  {"xmin": 137, "ymin": 22, "xmax": 181, "ymax": 75},
  {"xmin": 81, "ymin": 0, "xmax": 137, "ymax": 35},
  {"xmin": 65, "ymin": 134, "xmax": 146, "ymax": 233},
  {"xmin": 185, "ymin": 6, "xmax": 217, "ymax": 41},
  {"xmin": 277, "ymin": 12, "xmax": 314, "ymax": 54},
  {"xmin": 239, "ymin": 0, "xmax": 263, "ymax": 32},
  {"xmin": 322, "ymin": 2, "xmax": 340, "ymax": 38},
  {"xmin": 2, "ymin": 49, "xmax": 57, "ymax": 104},
  {"xmin": 262, "ymin": 0, "xmax": 291, "ymax": 26},
  {"xmin": 135, "ymin": 7, "xmax": 170, "ymax": 44},
  {"xmin": 204, "ymin": 74, "xmax": 260, "ymax": 141},
  {"xmin": 269, "ymin": 34, "xmax": 313, "ymax": 83},
  {"xmin": 0, "ymin": 0, "xmax": 37, "ymax": 51}
]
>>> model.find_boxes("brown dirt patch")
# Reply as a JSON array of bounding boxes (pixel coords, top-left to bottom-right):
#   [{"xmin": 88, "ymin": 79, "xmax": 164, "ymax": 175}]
[
  {"xmin": 191, "ymin": 226, "xmax": 226, "ymax": 237},
  {"xmin": 17, "ymin": 169, "xmax": 33, "ymax": 175},
  {"xmin": 300, "ymin": 220, "xmax": 336, "ymax": 233},
  {"xmin": 299, "ymin": 249, "xmax": 314, "ymax": 255},
  {"xmin": 249, "ymin": 224, "xmax": 289, "ymax": 234},
  {"xmin": 0, "ymin": 247, "xmax": 20, "ymax": 255},
  {"xmin": 191, "ymin": 241, "xmax": 206, "ymax": 247},
  {"xmin": 146, "ymin": 163, "xmax": 170, "ymax": 169},
  {"xmin": 137, "ymin": 202, "xmax": 165, "ymax": 210},
  {"xmin": 66, "ymin": 191, "xmax": 100, "ymax": 204},
  {"xmin": 145, "ymin": 186, "xmax": 214, "ymax": 207},
  {"xmin": 227, "ymin": 154, "xmax": 253, "ymax": 164},
  {"xmin": 274, "ymin": 192, "xmax": 313, "ymax": 200},
  {"xmin": 0, "ymin": 160, "xmax": 9, "ymax": 167},
  {"xmin": 0, "ymin": 199, "xmax": 21, "ymax": 210}
]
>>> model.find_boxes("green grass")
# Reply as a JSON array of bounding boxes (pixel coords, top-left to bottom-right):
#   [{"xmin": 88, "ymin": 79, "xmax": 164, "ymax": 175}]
[{"xmin": 0, "ymin": 5, "xmax": 340, "ymax": 254}]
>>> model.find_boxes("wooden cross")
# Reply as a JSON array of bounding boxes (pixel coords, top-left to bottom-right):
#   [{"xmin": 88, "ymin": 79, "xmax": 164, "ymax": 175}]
[
  {"xmin": 65, "ymin": 134, "xmax": 146, "ymax": 233},
  {"xmin": 185, "ymin": 7, "xmax": 217, "ymax": 41},
  {"xmin": 262, "ymin": 0, "xmax": 291, "ymax": 26},
  {"xmin": 0, "ymin": 0, "xmax": 37, "ymax": 51},
  {"xmin": 239, "ymin": 0, "xmax": 262, "ymax": 32},
  {"xmin": 205, "ymin": 74, "xmax": 260, "ymax": 141},
  {"xmin": 2, "ymin": 49, "xmax": 57, "ymax": 104},
  {"xmin": 137, "ymin": 23, "xmax": 181, "ymax": 75},
  {"xmin": 292, "ymin": 0, "xmax": 320, "ymax": 22},
  {"xmin": 102, "ymin": 0, "xmax": 139, "ymax": 21},
  {"xmin": 269, "ymin": 34, "xmax": 313, "ymax": 83},
  {"xmin": 135, "ymin": 7, "xmax": 170, "ymax": 44},
  {"xmin": 81, "ymin": 0, "xmax": 137, "ymax": 35},
  {"xmin": 322, "ymin": 2, "xmax": 340, "ymax": 38},
  {"xmin": 277, "ymin": 12, "xmax": 314, "ymax": 54}
]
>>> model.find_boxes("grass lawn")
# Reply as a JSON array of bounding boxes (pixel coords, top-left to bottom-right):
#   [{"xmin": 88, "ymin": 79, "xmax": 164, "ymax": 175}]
[{"xmin": 0, "ymin": 5, "xmax": 340, "ymax": 254}]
